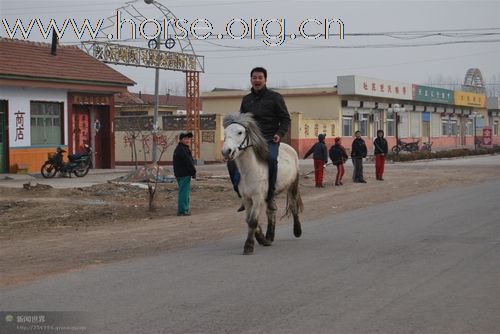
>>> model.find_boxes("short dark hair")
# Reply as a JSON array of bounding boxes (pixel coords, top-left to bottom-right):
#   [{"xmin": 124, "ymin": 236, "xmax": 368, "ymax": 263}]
[
  {"xmin": 250, "ymin": 67, "xmax": 267, "ymax": 79},
  {"xmin": 355, "ymin": 131, "xmax": 361, "ymax": 135}
]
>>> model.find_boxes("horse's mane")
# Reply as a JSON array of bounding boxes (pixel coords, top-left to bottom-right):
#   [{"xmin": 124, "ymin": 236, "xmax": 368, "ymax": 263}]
[{"xmin": 223, "ymin": 113, "xmax": 269, "ymax": 163}]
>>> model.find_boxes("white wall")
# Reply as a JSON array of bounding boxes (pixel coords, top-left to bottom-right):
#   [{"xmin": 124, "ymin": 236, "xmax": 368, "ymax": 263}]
[{"xmin": 0, "ymin": 86, "xmax": 67, "ymax": 148}]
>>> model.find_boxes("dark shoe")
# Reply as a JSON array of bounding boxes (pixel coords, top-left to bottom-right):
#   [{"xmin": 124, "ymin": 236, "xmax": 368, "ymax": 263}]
[
  {"xmin": 177, "ymin": 212, "xmax": 191, "ymax": 216},
  {"xmin": 379, "ymin": 178, "xmax": 384, "ymax": 181},
  {"xmin": 335, "ymin": 182, "xmax": 340, "ymax": 186},
  {"xmin": 339, "ymin": 181, "xmax": 343, "ymax": 185},
  {"xmin": 267, "ymin": 198, "xmax": 277, "ymax": 211},
  {"xmin": 360, "ymin": 180, "xmax": 367, "ymax": 183},
  {"xmin": 237, "ymin": 203, "xmax": 245, "ymax": 212}
]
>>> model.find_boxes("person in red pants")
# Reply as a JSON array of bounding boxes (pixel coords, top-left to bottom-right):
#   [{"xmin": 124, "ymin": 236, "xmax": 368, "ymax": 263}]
[
  {"xmin": 329, "ymin": 137, "xmax": 349, "ymax": 186},
  {"xmin": 373, "ymin": 129, "xmax": 388, "ymax": 181},
  {"xmin": 304, "ymin": 134, "xmax": 328, "ymax": 187}
]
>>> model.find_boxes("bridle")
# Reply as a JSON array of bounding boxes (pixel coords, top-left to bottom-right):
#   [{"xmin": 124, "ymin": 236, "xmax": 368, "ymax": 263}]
[{"xmin": 229, "ymin": 122, "xmax": 253, "ymax": 152}]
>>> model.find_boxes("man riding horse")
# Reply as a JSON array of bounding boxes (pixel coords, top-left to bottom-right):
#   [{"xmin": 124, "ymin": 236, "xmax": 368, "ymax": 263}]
[{"xmin": 240, "ymin": 67, "xmax": 291, "ymax": 211}]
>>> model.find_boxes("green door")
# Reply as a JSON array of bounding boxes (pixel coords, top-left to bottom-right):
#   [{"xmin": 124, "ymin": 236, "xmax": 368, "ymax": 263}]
[{"xmin": 0, "ymin": 101, "xmax": 7, "ymax": 173}]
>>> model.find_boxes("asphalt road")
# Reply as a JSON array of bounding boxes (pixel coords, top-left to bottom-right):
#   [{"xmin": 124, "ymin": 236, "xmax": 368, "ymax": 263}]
[{"xmin": 1, "ymin": 180, "xmax": 499, "ymax": 334}]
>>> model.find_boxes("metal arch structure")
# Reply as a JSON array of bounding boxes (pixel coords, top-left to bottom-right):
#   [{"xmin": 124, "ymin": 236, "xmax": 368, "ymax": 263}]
[
  {"xmin": 81, "ymin": 0, "xmax": 204, "ymax": 159},
  {"xmin": 462, "ymin": 68, "xmax": 486, "ymax": 94}
]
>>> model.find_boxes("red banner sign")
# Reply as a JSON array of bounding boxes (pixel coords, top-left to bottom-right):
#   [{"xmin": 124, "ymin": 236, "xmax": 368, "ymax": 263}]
[{"xmin": 482, "ymin": 127, "xmax": 493, "ymax": 147}]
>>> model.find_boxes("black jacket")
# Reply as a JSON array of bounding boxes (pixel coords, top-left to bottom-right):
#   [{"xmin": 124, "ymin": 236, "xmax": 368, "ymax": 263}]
[
  {"xmin": 329, "ymin": 144, "xmax": 348, "ymax": 165},
  {"xmin": 240, "ymin": 87, "xmax": 291, "ymax": 140},
  {"xmin": 351, "ymin": 138, "xmax": 367, "ymax": 158},
  {"xmin": 173, "ymin": 143, "xmax": 196, "ymax": 178},
  {"xmin": 373, "ymin": 137, "xmax": 388, "ymax": 155},
  {"xmin": 304, "ymin": 141, "xmax": 328, "ymax": 162}
]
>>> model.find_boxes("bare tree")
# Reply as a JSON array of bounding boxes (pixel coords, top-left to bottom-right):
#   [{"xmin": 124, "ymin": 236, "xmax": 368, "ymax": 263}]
[
  {"xmin": 122, "ymin": 117, "xmax": 148, "ymax": 170},
  {"xmin": 146, "ymin": 131, "xmax": 177, "ymax": 211}
]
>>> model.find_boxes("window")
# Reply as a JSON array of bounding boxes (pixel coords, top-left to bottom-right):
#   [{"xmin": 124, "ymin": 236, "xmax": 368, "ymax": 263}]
[
  {"xmin": 342, "ymin": 116, "xmax": 353, "ymax": 136},
  {"xmin": 465, "ymin": 120, "xmax": 473, "ymax": 136},
  {"xmin": 450, "ymin": 120, "xmax": 458, "ymax": 136},
  {"xmin": 30, "ymin": 102, "xmax": 63, "ymax": 145},
  {"xmin": 359, "ymin": 119, "xmax": 368, "ymax": 136},
  {"xmin": 386, "ymin": 113, "xmax": 395, "ymax": 136},
  {"xmin": 442, "ymin": 119, "xmax": 449, "ymax": 136},
  {"xmin": 494, "ymin": 121, "xmax": 499, "ymax": 136},
  {"xmin": 441, "ymin": 118, "xmax": 458, "ymax": 136}
]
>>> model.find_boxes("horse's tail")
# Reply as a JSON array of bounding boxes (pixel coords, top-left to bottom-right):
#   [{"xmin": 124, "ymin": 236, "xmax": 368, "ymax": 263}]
[{"xmin": 284, "ymin": 172, "xmax": 303, "ymax": 218}]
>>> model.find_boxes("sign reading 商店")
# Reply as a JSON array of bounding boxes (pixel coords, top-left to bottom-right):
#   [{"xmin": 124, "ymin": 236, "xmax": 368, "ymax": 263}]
[{"xmin": 337, "ymin": 75, "xmax": 413, "ymax": 100}]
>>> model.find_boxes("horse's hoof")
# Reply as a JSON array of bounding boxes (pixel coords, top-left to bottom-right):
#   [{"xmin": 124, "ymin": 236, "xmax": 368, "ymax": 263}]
[
  {"xmin": 243, "ymin": 248, "xmax": 254, "ymax": 255},
  {"xmin": 255, "ymin": 233, "xmax": 271, "ymax": 246},
  {"xmin": 243, "ymin": 242, "xmax": 254, "ymax": 254},
  {"xmin": 294, "ymin": 224, "xmax": 302, "ymax": 238},
  {"xmin": 266, "ymin": 233, "xmax": 275, "ymax": 242}
]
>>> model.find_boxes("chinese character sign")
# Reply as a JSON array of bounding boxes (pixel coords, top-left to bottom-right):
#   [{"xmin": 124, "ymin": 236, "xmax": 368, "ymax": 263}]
[
  {"xmin": 337, "ymin": 75, "xmax": 412, "ymax": 100},
  {"xmin": 412, "ymin": 84, "xmax": 454, "ymax": 104},
  {"xmin": 14, "ymin": 111, "xmax": 25, "ymax": 141},
  {"xmin": 454, "ymin": 91, "xmax": 487, "ymax": 108},
  {"xmin": 482, "ymin": 127, "xmax": 492, "ymax": 147}
]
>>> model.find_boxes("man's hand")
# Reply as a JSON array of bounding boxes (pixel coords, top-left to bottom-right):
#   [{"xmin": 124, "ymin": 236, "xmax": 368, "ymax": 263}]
[{"xmin": 273, "ymin": 134, "xmax": 281, "ymax": 143}]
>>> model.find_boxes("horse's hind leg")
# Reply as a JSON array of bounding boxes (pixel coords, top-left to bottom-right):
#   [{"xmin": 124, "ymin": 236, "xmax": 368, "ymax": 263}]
[
  {"xmin": 293, "ymin": 213, "xmax": 302, "ymax": 238},
  {"xmin": 265, "ymin": 208, "xmax": 276, "ymax": 242},
  {"xmin": 288, "ymin": 175, "xmax": 303, "ymax": 238}
]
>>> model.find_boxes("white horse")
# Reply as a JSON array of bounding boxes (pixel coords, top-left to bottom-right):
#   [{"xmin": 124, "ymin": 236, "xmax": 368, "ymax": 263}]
[{"xmin": 221, "ymin": 113, "xmax": 303, "ymax": 255}]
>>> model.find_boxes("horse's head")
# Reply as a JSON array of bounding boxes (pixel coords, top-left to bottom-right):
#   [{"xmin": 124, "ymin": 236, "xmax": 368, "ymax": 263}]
[
  {"xmin": 221, "ymin": 113, "xmax": 268, "ymax": 162},
  {"xmin": 222, "ymin": 122, "xmax": 247, "ymax": 161}
]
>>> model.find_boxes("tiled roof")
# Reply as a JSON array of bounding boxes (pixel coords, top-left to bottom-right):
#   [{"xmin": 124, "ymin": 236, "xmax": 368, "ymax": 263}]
[
  {"xmin": 0, "ymin": 38, "xmax": 135, "ymax": 86},
  {"xmin": 115, "ymin": 92, "xmax": 188, "ymax": 109},
  {"xmin": 114, "ymin": 92, "xmax": 145, "ymax": 104}
]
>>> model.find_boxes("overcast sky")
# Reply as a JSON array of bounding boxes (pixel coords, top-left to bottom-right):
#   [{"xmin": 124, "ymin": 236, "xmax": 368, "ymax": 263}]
[{"xmin": 1, "ymin": 0, "xmax": 499, "ymax": 95}]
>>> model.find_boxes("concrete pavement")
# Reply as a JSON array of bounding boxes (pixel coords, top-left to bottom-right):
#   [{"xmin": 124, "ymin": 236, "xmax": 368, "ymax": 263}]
[{"xmin": 1, "ymin": 179, "xmax": 499, "ymax": 333}]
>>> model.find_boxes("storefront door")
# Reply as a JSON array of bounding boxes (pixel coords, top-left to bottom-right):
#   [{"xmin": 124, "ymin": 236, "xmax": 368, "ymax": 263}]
[
  {"xmin": 91, "ymin": 106, "xmax": 111, "ymax": 169},
  {"xmin": 0, "ymin": 101, "xmax": 7, "ymax": 173},
  {"xmin": 73, "ymin": 106, "xmax": 91, "ymax": 153}
]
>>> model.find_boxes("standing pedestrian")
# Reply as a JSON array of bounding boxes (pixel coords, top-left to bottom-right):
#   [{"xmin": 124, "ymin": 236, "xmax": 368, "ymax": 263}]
[
  {"xmin": 373, "ymin": 129, "xmax": 388, "ymax": 181},
  {"xmin": 303, "ymin": 133, "xmax": 328, "ymax": 187},
  {"xmin": 329, "ymin": 137, "xmax": 349, "ymax": 186},
  {"xmin": 240, "ymin": 66, "xmax": 291, "ymax": 210},
  {"xmin": 173, "ymin": 131, "xmax": 196, "ymax": 216},
  {"xmin": 351, "ymin": 130, "xmax": 367, "ymax": 183}
]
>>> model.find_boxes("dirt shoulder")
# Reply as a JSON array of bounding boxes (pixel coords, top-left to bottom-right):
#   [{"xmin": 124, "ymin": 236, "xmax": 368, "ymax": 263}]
[{"xmin": 1, "ymin": 158, "xmax": 500, "ymax": 287}]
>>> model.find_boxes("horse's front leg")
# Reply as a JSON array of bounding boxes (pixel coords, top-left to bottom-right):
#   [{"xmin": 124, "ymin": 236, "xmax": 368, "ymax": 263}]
[{"xmin": 243, "ymin": 199, "xmax": 262, "ymax": 255}]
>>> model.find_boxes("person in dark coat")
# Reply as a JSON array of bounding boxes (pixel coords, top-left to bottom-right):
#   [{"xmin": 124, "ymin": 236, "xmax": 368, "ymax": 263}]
[
  {"xmin": 240, "ymin": 67, "xmax": 291, "ymax": 210},
  {"xmin": 304, "ymin": 133, "xmax": 328, "ymax": 187},
  {"xmin": 351, "ymin": 131, "xmax": 367, "ymax": 183},
  {"xmin": 173, "ymin": 131, "xmax": 196, "ymax": 216},
  {"xmin": 373, "ymin": 129, "xmax": 388, "ymax": 181},
  {"xmin": 329, "ymin": 137, "xmax": 349, "ymax": 186}
]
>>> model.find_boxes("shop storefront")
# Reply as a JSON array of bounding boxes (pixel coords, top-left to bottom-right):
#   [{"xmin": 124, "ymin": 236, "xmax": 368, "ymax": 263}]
[
  {"xmin": 337, "ymin": 75, "xmax": 491, "ymax": 151},
  {"xmin": 0, "ymin": 38, "xmax": 134, "ymax": 173}
]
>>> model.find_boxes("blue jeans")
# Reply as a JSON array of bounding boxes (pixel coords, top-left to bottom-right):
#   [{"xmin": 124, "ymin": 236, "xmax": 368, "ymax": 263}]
[
  {"xmin": 177, "ymin": 176, "xmax": 191, "ymax": 214},
  {"xmin": 267, "ymin": 140, "xmax": 279, "ymax": 201}
]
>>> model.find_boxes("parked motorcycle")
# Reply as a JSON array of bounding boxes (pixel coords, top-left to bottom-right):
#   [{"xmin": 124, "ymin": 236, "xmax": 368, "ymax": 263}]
[
  {"xmin": 420, "ymin": 141, "xmax": 433, "ymax": 152},
  {"xmin": 391, "ymin": 139, "xmax": 420, "ymax": 153},
  {"xmin": 41, "ymin": 146, "xmax": 93, "ymax": 178}
]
